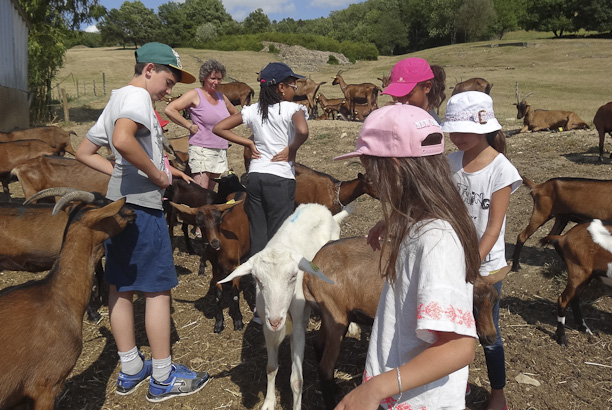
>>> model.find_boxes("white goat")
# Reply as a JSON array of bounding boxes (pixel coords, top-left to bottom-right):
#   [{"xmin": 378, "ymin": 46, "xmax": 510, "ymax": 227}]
[{"xmin": 219, "ymin": 203, "xmax": 353, "ymax": 410}]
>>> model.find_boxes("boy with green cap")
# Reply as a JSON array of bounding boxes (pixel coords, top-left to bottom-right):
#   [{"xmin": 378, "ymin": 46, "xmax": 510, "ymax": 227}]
[{"xmin": 76, "ymin": 42, "xmax": 209, "ymax": 402}]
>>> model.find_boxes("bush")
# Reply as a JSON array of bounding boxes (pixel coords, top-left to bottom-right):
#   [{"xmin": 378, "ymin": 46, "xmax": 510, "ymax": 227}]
[
  {"xmin": 268, "ymin": 44, "xmax": 278, "ymax": 53},
  {"xmin": 327, "ymin": 55, "xmax": 339, "ymax": 65}
]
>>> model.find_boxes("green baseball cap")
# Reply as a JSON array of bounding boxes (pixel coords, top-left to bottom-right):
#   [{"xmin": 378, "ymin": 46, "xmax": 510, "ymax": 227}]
[{"xmin": 135, "ymin": 42, "xmax": 196, "ymax": 84}]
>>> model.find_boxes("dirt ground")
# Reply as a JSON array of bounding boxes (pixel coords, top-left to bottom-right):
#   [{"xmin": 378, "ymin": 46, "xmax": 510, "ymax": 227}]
[{"xmin": 2, "ymin": 110, "xmax": 612, "ymax": 409}]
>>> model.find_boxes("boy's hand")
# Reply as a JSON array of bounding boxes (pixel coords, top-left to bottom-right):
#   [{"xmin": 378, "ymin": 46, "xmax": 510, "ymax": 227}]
[{"xmin": 151, "ymin": 169, "xmax": 170, "ymax": 189}]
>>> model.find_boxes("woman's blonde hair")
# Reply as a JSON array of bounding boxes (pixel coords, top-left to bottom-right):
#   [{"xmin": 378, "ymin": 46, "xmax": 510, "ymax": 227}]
[{"xmin": 363, "ymin": 154, "xmax": 480, "ymax": 284}]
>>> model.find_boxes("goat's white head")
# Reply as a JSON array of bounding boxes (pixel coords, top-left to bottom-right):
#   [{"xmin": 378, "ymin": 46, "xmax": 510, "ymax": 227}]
[{"xmin": 219, "ymin": 247, "xmax": 333, "ymax": 332}]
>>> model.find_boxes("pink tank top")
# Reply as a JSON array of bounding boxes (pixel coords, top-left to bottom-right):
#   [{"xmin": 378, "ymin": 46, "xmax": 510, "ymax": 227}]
[{"xmin": 188, "ymin": 88, "xmax": 230, "ymax": 149}]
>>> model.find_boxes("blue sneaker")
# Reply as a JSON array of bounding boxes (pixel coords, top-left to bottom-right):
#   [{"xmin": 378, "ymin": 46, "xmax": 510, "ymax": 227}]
[
  {"xmin": 146, "ymin": 363, "xmax": 210, "ymax": 403},
  {"xmin": 116, "ymin": 352, "xmax": 152, "ymax": 395}
]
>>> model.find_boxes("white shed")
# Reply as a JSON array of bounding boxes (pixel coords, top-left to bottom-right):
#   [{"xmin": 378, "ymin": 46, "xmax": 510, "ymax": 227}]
[{"xmin": 0, "ymin": 0, "xmax": 30, "ymax": 132}]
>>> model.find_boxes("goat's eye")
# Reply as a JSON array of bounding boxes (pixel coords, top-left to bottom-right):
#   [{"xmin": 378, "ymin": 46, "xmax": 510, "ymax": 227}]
[{"xmin": 288, "ymin": 273, "xmax": 297, "ymax": 283}]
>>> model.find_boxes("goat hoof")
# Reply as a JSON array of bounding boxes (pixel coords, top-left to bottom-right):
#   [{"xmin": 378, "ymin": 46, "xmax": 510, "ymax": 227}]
[
  {"xmin": 511, "ymin": 263, "xmax": 521, "ymax": 272},
  {"xmin": 214, "ymin": 322, "xmax": 224, "ymax": 334},
  {"xmin": 556, "ymin": 333, "xmax": 568, "ymax": 346},
  {"xmin": 233, "ymin": 319, "xmax": 244, "ymax": 331},
  {"xmin": 86, "ymin": 310, "xmax": 102, "ymax": 323}
]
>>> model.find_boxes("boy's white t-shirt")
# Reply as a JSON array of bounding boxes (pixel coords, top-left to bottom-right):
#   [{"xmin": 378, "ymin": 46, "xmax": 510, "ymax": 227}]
[
  {"xmin": 447, "ymin": 152, "xmax": 522, "ymax": 275},
  {"xmin": 87, "ymin": 85, "xmax": 165, "ymax": 210},
  {"xmin": 241, "ymin": 101, "xmax": 309, "ymax": 179},
  {"xmin": 364, "ymin": 219, "xmax": 477, "ymax": 410}
]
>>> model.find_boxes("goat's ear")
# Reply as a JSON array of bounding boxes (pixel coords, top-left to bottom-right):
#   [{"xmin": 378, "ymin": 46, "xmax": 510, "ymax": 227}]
[
  {"xmin": 218, "ymin": 258, "xmax": 253, "ymax": 284},
  {"xmin": 298, "ymin": 257, "xmax": 334, "ymax": 284},
  {"xmin": 481, "ymin": 265, "xmax": 511, "ymax": 285}
]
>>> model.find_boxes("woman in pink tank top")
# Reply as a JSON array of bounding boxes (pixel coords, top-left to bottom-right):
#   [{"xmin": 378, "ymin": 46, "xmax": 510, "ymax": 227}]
[{"xmin": 165, "ymin": 59, "xmax": 238, "ymax": 190}]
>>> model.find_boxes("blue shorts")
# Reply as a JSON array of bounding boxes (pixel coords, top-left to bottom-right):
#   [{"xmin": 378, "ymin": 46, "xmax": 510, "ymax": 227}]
[{"xmin": 104, "ymin": 205, "xmax": 178, "ymax": 293}]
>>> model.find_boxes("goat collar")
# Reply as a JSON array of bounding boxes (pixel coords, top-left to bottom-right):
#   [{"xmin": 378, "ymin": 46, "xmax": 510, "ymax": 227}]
[{"xmin": 335, "ymin": 181, "xmax": 345, "ymax": 210}]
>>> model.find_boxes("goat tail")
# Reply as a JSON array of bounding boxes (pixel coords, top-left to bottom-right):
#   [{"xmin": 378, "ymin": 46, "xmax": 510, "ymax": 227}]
[
  {"xmin": 334, "ymin": 202, "xmax": 355, "ymax": 224},
  {"xmin": 521, "ymin": 175, "xmax": 536, "ymax": 191}
]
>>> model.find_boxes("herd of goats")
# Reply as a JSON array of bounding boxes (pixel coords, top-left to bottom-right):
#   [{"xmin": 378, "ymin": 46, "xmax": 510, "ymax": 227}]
[{"xmin": 1, "ymin": 71, "xmax": 612, "ymax": 409}]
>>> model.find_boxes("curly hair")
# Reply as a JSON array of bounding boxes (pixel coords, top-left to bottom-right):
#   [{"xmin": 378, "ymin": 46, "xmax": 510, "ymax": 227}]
[{"xmin": 199, "ymin": 59, "xmax": 226, "ymax": 84}]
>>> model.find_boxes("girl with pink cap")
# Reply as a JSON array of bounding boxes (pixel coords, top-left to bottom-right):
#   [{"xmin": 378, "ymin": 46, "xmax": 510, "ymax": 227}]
[{"xmin": 334, "ymin": 103, "xmax": 480, "ymax": 410}]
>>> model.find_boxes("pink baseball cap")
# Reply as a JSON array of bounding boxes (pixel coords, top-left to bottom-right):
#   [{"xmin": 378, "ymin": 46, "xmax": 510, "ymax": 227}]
[
  {"xmin": 334, "ymin": 103, "xmax": 444, "ymax": 160},
  {"xmin": 382, "ymin": 58, "xmax": 434, "ymax": 97}
]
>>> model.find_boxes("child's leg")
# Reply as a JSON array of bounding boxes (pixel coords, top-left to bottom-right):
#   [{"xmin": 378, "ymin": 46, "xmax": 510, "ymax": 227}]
[
  {"xmin": 109, "ymin": 285, "xmax": 136, "ymax": 352},
  {"xmin": 483, "ymin": 281, "xmax": 507, "ymax": 409},
  {"xmin": 261, "ymin": 176, "xmax": 296, "ymax": 239},
  {"xmin": 245, "ymin": 173, "xmax": 268, "ymax": 256},
  {"xmin": 144, "ymin": 290, "xmax": 172, "ymax": 360}
]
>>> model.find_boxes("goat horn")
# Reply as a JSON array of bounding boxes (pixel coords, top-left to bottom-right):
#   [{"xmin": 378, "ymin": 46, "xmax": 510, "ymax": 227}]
[
  {"xmin": 515, "ymin": 82, "xmax": 520, "ymax": 104},
  {"xmin": 24, "ymin": 187, "xmax": 80, "ymax": 205},
  {"xmin": 481, "ymin": 265, "xmax": 511, "ymax": 285},
  {"xmin": 52, "ymin": 190, "xmax": 97, "ymax": 216},
  {"xmin": 521, "ymin": 92, "xmax": 533, "ymax": 103}
]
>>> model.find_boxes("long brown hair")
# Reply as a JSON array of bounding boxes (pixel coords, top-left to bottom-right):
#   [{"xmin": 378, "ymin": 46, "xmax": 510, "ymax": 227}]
[
  {"xmin": 363, "ymin": 153, "xmax": 480, "ymax": 284},
  {"xmin": 424, "ymin": 65, "xmax": 446, "ymax": 112},
  {"xmin": 486, "ymin": 130, "xmax": 507, "ymax": 156}
]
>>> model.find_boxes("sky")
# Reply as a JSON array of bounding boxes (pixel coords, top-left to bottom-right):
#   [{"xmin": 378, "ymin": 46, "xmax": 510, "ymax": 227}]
[{"xmin": 83, "ymin": 0, "xmax": 366, "ymax": 32}]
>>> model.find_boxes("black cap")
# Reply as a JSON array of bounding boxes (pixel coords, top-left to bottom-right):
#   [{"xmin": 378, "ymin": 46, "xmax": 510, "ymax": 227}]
[{"xmin": 259, "ymin": 62, "xmax": 305, "ymax": 87}]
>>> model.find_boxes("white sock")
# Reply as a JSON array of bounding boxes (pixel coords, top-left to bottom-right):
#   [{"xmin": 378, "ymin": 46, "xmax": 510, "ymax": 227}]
[
  {"xmin": 118, "ymin": 347, "xmax": 143, "ymax": 376},
  {"xmin": 152, "ymin": 356, "xmax": 172, "ymax": 382}
]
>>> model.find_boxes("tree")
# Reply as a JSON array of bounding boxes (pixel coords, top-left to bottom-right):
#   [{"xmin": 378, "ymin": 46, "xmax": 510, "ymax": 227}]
[
  {"xmin": 571, "ymin": 0, "xmax": 612, "ymax": 33},
  {"xmin": 97, "ymin": 1, "xmax": 159, "ymax": 48},
  {"xmin": 196, "ymin": 22, "xmax": 218, "ymax": 43},
  {"xmin": 522, "ymin": 0, "xmax": 573, "ymax": 37},
  {"xmin": 242, "ymin": 8, "xmax": 272, "ymax": 34},
  {"xmin": 490, "ymin": 0, "xmax": 525, "ymax": 39},
  {"xmin": 18, "ymin": 0, "xmax": 102, "ymax": 122},
  {"xmin": 455, "ymin": 0, "xmax": 496, "ymax": 42}
]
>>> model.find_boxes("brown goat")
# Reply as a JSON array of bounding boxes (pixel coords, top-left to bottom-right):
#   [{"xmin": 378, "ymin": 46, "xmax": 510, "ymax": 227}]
[
  {"xmin": 304, "ymin": 236, "xmax": 502, "ymax": 409},
  {"xmin": 593, "ymin": 101, "xmax": 612, "ymax": 162},
  {"xmin": 332, "ymin": 71, "xmax": 381, "ymax": 121},
  {"xmin": 540, "ymin": 219, "xmax": 612, "ymax": 345},
  {"xmin": 377, "ymin": 73, "xmax": 390, "ymax": 89},
  {"xmin": 293, "ymin": 78, "xmax": 326, "ymax": 117},
  {"xmin": 338, "ymin": 102, "xmax": 375, "ymax": 122},
  {"xmin": 11, "ymin": 156, "xmax": 110, "ymax": 200},
  {"xmin": 171, "ymin": 194, "xmax": 249, "ymax": 333},
  {"xmin": 514, "ymin": 82, "xmax": 589, "ymax": 133},
  {"xmin": 294, "ymin": 163, "xmax": 378, "ymax": 215},
  {"xmin": 511, "ymin": 176, "xmax": 612, "ymax": 271},
  {"xmin": 0, "ymin": 190, "xmax": 134, "ymax": 410},
  {"xmin": 217, "ymin": 82, "xmax": 254, "ymax": 107},
  {"xmin": 451, "ymin": 77, "xmax": 492, "ymax": 96},
  {"xmin": 316, "ymin": 93, "xmax": 345, "ymax": 119},
  {"xmin": 0, "ymin": 126, "xmax": 76, "ymax": 155},
  {"xmin": 0, "ymin": 140, "xmax": 68, "ymax": 198}
]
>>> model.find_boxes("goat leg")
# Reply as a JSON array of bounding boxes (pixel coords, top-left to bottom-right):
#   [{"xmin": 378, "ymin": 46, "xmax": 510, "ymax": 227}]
[
  {"xmin": 230, "ymin": 278, "xmax": 244, "ymax": 331},
  {"xmin": 214, "ymin": 283, "xmax": 224, "ymax": 333}
]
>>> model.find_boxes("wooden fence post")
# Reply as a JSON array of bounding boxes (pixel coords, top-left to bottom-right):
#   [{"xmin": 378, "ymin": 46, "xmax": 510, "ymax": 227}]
[
  {"xmin": 103, "ymin": 73, "xmax": 106, "ymax": 95},
  {"xmin": 93, "ymin": 80, "xmax": 96, "ymax": 96},
  {"xmin": 61, "ymin": 88, "xmax": 69, "ymax": 122},
  {"xmin": 56, "ymin": 83, "xmax": 61, "ymax": 100},
  {"xmin": 76, "ymin": 80, "xmax": 79, "ymax": 98}
]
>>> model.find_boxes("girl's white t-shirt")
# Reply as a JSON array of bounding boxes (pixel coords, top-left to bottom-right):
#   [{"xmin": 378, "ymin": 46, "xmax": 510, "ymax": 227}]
[
  {"xmin": 241, "ymin": 101, "xmax": 308, "ymax": 179},
  {"xmin": 447, "ymin": 152, "xmax": 522, "ymax": 275},
  {"xmin": 364, "ymin": 219, "xmax": 477, "ymax": 410}
]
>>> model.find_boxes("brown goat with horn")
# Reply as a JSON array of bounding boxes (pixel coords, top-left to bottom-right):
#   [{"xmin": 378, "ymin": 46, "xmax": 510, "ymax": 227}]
[
  {"xmin": 514, "ymin": 82, "xmax": 589, "ymax": 133},
  {"xmin": 332, "ymin": 70, "xmax": 381, "ymax": 121},
  {"xmin": 0, "ymin": 188, "xmax": 135, "ymax": 410}
]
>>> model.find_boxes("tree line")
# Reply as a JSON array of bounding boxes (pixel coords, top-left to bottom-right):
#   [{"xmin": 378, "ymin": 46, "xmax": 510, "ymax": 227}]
[
  {"xmin": 17, "ymin": 0, "xmax": 612, "ymax": 122},
  {"xmin": 76, "ymin": 0, "xmax": 612, "ymax": 55}
]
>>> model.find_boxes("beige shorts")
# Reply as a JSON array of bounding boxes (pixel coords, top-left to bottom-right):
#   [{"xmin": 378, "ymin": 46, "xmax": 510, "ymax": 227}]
[{"xmin": 188, "ymin": 146, "xmax": 228, "ymax": 174}]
